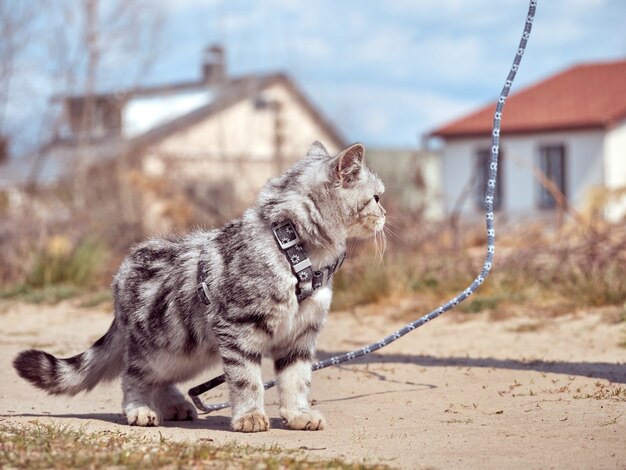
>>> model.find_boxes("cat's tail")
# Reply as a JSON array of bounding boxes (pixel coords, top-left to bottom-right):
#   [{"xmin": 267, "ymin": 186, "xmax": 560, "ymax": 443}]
[{"xmin": 13, "ymin": 318, "xmax": 123, "ymax": 395}]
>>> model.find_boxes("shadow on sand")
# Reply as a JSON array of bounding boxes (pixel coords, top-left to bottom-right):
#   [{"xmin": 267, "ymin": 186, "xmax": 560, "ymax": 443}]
[
  {"xmin": 4, "ymin": 352, "xmax": 622, "ymax": 428},
  {"xmin": 0, "ymin": 412, "xmax": 305, "ymax": 432},
  {"xmin": 317, "ymin": 350, "xmax": 626, "ymax": 384}
]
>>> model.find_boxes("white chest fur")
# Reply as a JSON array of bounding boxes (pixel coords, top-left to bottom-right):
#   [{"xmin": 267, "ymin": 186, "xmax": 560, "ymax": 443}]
[{"xmin": 271, "ymin": 286, "xmax": 332, "ymax": 347}]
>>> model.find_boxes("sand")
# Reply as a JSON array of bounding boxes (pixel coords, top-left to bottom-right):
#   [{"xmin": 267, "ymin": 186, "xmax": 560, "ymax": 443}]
[{"xmin": 0, "ymin": 300, "xmax": 624, "ymax": 469}]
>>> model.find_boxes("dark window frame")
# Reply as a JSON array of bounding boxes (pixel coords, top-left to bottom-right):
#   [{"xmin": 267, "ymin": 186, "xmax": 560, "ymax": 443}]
[{"xmin": 537, "ymin": 144, "xmax": 567, "ymax": 209}]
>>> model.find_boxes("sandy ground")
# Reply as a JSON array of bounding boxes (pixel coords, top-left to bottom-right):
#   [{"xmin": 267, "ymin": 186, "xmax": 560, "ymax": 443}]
[{"xmin": 0, "ymin": 300, "xmax": 624, "ymax": 469}]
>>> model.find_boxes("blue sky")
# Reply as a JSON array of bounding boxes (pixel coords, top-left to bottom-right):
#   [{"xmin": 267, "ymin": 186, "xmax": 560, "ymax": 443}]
[
  {"xmin": 6, "ymin": 0, "xmax": 626, "ymax": 153},
  {"xmin": 147, "ymin": 0, "xmax": 625, "ymax": 148}
]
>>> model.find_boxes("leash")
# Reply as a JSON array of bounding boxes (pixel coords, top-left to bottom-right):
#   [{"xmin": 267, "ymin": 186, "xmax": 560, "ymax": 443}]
[{"xmin": 189, "ymin": 0, "xmax": 537, "ymax": 413}]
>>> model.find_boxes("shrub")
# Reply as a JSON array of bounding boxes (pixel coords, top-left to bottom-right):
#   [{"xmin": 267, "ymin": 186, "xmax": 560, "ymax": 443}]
[{"xmin": 25, "ymin": 237, "xmax": 107, "ymax": 288}]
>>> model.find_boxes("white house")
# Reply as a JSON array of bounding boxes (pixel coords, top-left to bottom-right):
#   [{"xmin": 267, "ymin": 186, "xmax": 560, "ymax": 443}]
[
  {"xmin": 430, "ymin": 59, "xmax": 626, "ymax": 222},
  {"xmin": 0, "ymin": 46, "xmax": 347, "ymax": 231}
]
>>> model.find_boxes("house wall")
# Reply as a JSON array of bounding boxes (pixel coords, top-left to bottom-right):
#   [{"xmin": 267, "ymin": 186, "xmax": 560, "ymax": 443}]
[
  {"xmin": 141, "ymin": 82, "xmax": 344, "ymax": 231},
  {"xmin": 440, "ymin": 129, "xmax": 606, "ymax": 220},
  {"xmin": 604, "ymin": 120, "xmax": 626, "ymax": 221},
  {"xmin": 156, "ymin": 82, "xmax": 340, "ymax": 159}
]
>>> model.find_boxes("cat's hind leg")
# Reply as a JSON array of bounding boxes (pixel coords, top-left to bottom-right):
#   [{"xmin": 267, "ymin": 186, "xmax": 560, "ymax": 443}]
[
  {"xmin": 122, "ymin": 369, "xmax": 161, "ymax": 426},
  {"xmin": 153, "ymin": 385, "xmax": 197, "ymax": 421}
]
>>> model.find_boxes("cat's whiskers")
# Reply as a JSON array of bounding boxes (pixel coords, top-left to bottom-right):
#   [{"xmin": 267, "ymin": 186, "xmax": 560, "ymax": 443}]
[
  {"xmin": 372, "ymin": 229, "xmax": 387, "ymax": 267},
  {"xmin": 383, "ymin": 225, "xmax": 402, "ymax": 242},
  {"xmin": 383, "ymin": 217, "xmax": 400, "ymax": 228}
]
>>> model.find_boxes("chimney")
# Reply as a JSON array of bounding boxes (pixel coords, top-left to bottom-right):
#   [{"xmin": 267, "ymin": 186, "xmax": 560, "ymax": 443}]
[
  {"xmin": 0, "ymin": 136, "xmax": 8, "ymax": 164},
  {"xmin": 202, "ymin": 45, "xmax": 226, "ymax": 84}
]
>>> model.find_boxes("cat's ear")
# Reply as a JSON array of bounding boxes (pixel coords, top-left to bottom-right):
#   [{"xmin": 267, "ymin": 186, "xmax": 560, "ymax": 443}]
[
  {"xmin": 307, "ymin": 141, "xmax": 330, "ymax": 158},
  {"xmin": 333, "ymin": 143, "xmax": 364, "ymax": 186}
]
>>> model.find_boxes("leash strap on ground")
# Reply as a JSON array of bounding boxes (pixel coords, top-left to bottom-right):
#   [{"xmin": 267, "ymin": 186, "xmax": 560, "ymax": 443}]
[{"xmin": 189, "ymin": 0, "xmax": 537, "ymax": 413}]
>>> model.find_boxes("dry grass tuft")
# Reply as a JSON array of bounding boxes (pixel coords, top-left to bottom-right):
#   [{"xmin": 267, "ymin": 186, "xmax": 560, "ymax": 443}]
[
  {"xmin": 0, "ymin": 238, "xmax": 108, "ymax": 305},
  {"xmin": 0, "ymin": 422, "xmax": 386, "ymax": 469},
  {"xmin": 333, "ymin": 219, "xmax": 626, "ymax": 319}
]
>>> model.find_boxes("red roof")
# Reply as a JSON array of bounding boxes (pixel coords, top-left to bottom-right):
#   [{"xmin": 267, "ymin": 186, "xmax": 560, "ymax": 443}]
[{"xmin": 430, "ymin": 59, "xmax": 626, "ymax": 139}]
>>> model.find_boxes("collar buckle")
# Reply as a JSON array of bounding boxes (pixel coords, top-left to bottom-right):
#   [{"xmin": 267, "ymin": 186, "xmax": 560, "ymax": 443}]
[
  {"xmin": 272, "ymin": 221, "xmax": 300, "ymax": 250},
  {"xmin": 272, "ymin": 219, "xmax": 346, "ymax": 303}
]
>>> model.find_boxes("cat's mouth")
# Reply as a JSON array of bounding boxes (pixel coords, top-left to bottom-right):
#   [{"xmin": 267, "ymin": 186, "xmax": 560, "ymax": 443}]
[{"xmin": 374, "ymin": 217, "xmax": 386, "ymax": 233}]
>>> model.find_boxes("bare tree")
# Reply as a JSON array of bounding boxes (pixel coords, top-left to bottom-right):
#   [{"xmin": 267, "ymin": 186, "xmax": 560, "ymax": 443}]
[
  {"xmin": 39, "ymin": 0, "xmax": 165, "ymax": 209},
  {"xmin": 0, "ymin": 1, "xmax": 41, "ymax": 158},
  {"xmin": 8, "ymin": 0, "xmax": 163, "ymax": 213}
]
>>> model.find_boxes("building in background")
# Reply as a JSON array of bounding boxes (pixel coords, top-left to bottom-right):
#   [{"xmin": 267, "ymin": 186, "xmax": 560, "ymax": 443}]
[
  {"xmin": 430, "ymin": 59, "xmax": 626, "ymax": 223},
  {"xmin": 0, "ymin": 46, "xmax": 346, "ymax": 232},
  {"xmin": 366, "ymin": 149, "xmax": 441, "ymax": 221}
]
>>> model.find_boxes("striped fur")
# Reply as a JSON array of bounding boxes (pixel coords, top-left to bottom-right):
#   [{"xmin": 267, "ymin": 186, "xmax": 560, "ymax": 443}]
[
  {"xmin": 13, "ymin": 319, "xmax": 123, "ymax": 395},
  {"xmin": 13, "ymin": 142, "xmax": 385, "ymax": 432}
]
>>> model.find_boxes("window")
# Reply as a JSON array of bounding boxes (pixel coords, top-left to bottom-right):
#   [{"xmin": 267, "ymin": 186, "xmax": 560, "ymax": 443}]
[
  {"xmin": 474, "ymin": 148, "xmax": 503, "ymax": 211},
  {"xmin": 537, "ymin": 145, "xmax": 566, "ymax": 209}
]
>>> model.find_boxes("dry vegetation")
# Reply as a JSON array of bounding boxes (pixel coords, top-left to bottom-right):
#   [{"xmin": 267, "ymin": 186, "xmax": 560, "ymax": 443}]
[
  {"xmin": 2, "ymin": 197, "xmax": 626, "ymax": 324},
  {"xmin": 0, "ymin": 422, "xmax": 384, "ymax": 469},
  {"xmin": 332, "ymin": 213, "xmax": 626, "ymax": 321}
]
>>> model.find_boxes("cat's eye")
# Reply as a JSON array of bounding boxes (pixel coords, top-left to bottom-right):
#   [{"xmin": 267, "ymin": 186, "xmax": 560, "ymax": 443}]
[{"xmin": 373, "ymin": 194, "xmax": 380, "ymax": 203}]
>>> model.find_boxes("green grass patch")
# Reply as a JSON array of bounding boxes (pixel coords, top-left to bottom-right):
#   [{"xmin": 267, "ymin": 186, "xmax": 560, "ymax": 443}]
[
  {"xmin": 26, "ymin": 238, "xmax": 107, "ymax": 288},
  {"xmin": 0, "ymin": 284, "xmax": 81, "ymax": 305},
  {"xmin": 0, "ymin": 422, "xmax": 385, "ymax": 469},
  {"xmin": 0, "ymin": 238, "xmax": 108, "ymax": 306}
]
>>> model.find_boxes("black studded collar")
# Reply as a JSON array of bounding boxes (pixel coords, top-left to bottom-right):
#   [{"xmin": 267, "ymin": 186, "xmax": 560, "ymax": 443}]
[{"xmin": 272, "ymin": 220, "xmax": 345, "ymax": 302}]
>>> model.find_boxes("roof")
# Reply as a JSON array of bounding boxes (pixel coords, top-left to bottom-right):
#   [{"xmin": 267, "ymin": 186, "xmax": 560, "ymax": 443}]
[
  {"xmin": 54, "ymin": 79, "xmax": 213, "ymax": 102},
  {"xmin": 430, "ymin": 59, "xmax": 626, "ymax": 139},
  {"xmin": 52, "ymin": 73, "xmax": 346, "ymax": 150},
  {"xmin": 134, "ymin": 73, "xmax": 346, "ymax": 150}
]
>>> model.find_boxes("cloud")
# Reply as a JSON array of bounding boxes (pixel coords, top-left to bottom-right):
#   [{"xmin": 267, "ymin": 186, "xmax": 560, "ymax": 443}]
[
  {"xmin": 287, "ymin": 37, "xmax": 331, "ymax": 60},
  {"xmin": 312, "ymin": 82, "xmax": 477, "ymax": 146},
  {"xmin": 221, "ymin": 11, "xmax": 263, "ymax": 34},
  {"xmin": 158, "ymin": 0, "xmax": 220, "ymax": 10},
  {"xmin": 386, "ymin": 0, "xmax": 522, "ymax": 25}
]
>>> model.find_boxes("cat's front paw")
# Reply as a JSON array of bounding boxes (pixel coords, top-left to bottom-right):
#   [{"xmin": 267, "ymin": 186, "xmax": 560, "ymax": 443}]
[
  {"xmin": 232, "ymin": 411, "xmax": 270, "ymax": 432},
  {"xmin": 281, "ymin": 409, "xmax": 325, "ymax": 431},
  {"xmin": 127, "ymin": 405, "xmax": 161, "ymax": 426}
]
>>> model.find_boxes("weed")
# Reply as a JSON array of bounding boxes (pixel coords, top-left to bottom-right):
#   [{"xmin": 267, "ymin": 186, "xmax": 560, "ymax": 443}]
[
  {"xmin": 0, "ymin": 238, "xmax": 107, "ymax": 305},
  {"xmin": 332, "ymin": 258, "xmax": 391, "ymax": 310},
  {"xmin": 572, "ymin": 382, "xmax": 626, "ymax": 401},
  {"xmin": 0, "ymin": 284, "xmax": 81, "ymax": 304},
  {"xmin": 26, "ymin": 238, "xmax": 106, "ymax": 288},
  {"xmin": 0, "ymin": 422, "xmax": 385, "ymax": 469},
  {"xmin": 559, "ymin": 263, "xmax": 626, "ymax": 307}
]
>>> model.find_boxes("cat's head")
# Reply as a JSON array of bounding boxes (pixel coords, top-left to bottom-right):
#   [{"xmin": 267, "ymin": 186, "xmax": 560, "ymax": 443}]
[
  {"xmin": 321, "ymin": 142, "xmax": 386, "ymax": 240},
  {"xmin": 258, "ymin": 141, "xmax": 386, "ymax": 246}
]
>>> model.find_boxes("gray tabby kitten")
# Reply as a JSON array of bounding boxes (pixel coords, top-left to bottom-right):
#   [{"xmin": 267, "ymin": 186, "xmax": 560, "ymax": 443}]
[{"xmin": 13, "ymin": 141, "xmax": 385, "ymax": 432}]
